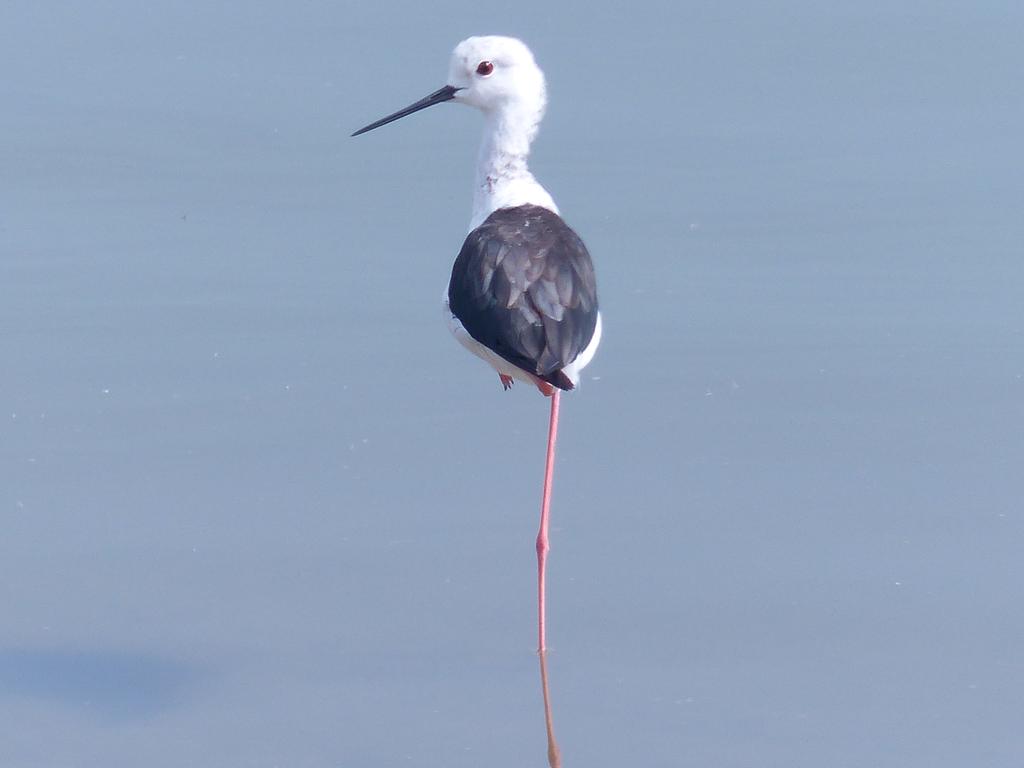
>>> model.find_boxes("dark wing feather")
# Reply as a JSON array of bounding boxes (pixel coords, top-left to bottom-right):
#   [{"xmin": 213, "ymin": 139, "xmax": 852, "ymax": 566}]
[{"xmin": 448, "ymin": 205, "xmax": 599, "ymax": 388}]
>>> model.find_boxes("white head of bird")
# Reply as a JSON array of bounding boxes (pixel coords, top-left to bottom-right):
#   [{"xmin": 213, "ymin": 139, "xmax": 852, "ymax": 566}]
[
  {"xmin": 352, "ymin": 36, "xmax": 557, "ymax": 229},
  {"xmin": 446, "ymin": 37, "xmax": 546, "ymax": 132}
]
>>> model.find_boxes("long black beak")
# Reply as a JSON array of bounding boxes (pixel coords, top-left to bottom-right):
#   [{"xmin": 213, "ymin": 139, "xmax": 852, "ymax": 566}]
[{"xmin": 351, "ymin": 85, "xmax": 460, "ymax": 137}]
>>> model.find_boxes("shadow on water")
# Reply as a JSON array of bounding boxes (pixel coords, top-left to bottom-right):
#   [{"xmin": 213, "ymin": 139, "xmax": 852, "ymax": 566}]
[
  {"xmin": 538, "ymin": 650, "xmax": 561, "ymax": 768},
  {"xmin": 0, "ymin": 648, "xmax": 207, "ymax": 721}
]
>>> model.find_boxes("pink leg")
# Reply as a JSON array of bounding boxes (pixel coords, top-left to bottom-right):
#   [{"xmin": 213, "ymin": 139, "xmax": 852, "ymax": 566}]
[
  {"xmin": 536, "ymin": 390, "xmax": 560, "ymax": 652},
  {"xmin": 539, "ymin": 649, "xmax": 562, "ymax": 767}
]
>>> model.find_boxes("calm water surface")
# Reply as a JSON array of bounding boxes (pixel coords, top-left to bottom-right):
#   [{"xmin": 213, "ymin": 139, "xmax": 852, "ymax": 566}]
[{"xmin": 1, "ymin": 1, "xmax": 1022, "ymax": 766}]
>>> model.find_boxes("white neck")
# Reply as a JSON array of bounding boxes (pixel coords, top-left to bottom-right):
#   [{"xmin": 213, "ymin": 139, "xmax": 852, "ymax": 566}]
[{"xmin": 468, "ymin": 107, "xmax": 557, "ymax": 231}]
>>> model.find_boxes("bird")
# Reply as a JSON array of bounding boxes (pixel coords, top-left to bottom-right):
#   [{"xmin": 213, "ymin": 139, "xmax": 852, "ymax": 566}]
[{"xmin": 353, "ymin": 36, "xmax": 601, "ymax": 653}]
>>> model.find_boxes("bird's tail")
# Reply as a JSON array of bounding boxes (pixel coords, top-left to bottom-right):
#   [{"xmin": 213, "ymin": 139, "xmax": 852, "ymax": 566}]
[{"xmin": 539, "ymin": 370, "xmax": 575, "ymax": 391}]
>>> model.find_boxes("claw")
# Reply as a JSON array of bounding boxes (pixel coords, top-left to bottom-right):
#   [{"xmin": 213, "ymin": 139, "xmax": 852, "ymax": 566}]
[
  {"xmin": 499, "ymin": 374, "xmax": 514, "ymax": 391},
  {"xmin": 535, "ymin": 380, "xmax": 555, "ymax": 397}
]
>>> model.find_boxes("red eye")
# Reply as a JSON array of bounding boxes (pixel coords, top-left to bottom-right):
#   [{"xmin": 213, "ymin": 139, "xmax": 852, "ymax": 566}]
[{"xmin": 476, "ymin": 60, "xmax": 494, "ymax": 76}]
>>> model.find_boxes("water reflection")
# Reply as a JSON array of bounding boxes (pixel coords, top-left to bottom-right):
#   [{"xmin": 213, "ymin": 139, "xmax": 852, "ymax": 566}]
[
  {"xmin": 0, "ymin": 647, "xmax": 205, "ymax": 721},
  {"xmin": 538, "ymin": 650, "xmax": 561, "ymax": 768}
]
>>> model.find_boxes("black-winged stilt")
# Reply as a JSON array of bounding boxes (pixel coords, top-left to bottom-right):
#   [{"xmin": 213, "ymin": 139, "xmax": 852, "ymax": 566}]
[{"xmin": 353, "ymin": 36, "xmax": 601, "ymax": 654}]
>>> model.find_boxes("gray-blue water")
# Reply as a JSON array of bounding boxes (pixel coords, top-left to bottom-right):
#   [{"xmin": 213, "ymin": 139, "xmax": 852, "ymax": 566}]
[{"xmin": 2, "ymin": 2, "xmax": 1022, "ymax": 766}]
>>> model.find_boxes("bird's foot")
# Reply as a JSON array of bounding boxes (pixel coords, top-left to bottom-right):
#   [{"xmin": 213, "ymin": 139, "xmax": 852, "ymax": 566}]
[
  {"xmin": 499, "ymin": 374, "xmax": 514, "ymax": 391},
  {"xmin": 535, "ymin": 380, "xmax": 556, "ymax": 397}
]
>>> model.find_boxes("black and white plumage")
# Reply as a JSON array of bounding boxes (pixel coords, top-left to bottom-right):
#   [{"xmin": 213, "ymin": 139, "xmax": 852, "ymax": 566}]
[
  {"xmin": 352, "ymin": 35, "xmax": 602, "ymax": 393},
  {"xmin": 447, "ymin": 204, "xmax": 599, "ymax": 392},
  {"xmin": 352, "ymin": 35, "xmax": 601, "ymax": 659}
]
